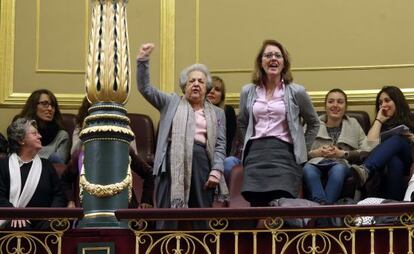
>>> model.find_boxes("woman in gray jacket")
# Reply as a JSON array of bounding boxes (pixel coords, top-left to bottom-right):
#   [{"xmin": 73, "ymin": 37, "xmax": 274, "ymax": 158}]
[
  {"xmin": 136, "ymin": 44, "xmax": 227, "ymax": 228},
  {"xmin": 303, "ymin": 89, "xmax": 378, "ymax": 204},
  {"xmin": 238, "ymin": 39, "xmax": 319, "ymax": 207}
]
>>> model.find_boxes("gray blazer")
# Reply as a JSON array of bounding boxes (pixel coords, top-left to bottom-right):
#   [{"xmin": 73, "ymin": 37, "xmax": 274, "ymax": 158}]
[
  {"xmin": 238, "ymin": 83, "xmax": 319, "ymax": 165},
  {"xmin": 136, "ymin": 59, "xmax": 226, "ymax": 176}
]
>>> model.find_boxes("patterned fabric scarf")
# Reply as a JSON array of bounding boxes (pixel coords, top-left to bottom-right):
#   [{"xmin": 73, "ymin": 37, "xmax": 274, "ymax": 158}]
[{"xmin": 170, "ymin": 97, "xmax": 218, "ymax": 208}]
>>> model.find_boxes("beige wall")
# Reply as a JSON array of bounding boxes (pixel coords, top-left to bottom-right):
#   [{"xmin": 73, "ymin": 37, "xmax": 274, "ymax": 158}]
[{"xmin": 1, "ymin": 0, "xmax": 414, "ymax": 134}]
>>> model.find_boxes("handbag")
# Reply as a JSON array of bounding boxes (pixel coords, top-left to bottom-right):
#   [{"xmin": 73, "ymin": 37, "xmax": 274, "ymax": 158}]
[{"xmin": 269, "ymin": 198, "xmax": 320, "ymax": 228}]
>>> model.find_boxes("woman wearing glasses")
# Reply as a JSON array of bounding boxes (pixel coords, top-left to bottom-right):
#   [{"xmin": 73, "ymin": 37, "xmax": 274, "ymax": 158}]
[
  {"xmin": 238, "ymin": 39, "xmax": 319, "ymax": 207},
  {"xmin": 13, "ymin": 89, "xmax": 70, "ymax": 163},
  {"xmin": 0, "ymin": 118, "xmax": 66, "ymax": 229}
]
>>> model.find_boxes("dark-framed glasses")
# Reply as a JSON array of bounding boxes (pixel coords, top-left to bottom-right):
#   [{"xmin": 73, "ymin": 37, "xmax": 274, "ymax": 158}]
[{"xmin": 38, "ymin": 100, "xmax": 55, "ymax": 108}]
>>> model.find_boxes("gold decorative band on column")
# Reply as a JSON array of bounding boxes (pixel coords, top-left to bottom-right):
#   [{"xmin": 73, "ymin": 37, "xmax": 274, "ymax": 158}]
[
  {"xmin": 88, "ymin": 103, "xmax": 128, "ymax": 112},
  {"xmin": 82, "ymin": 138, "xmax": 131, "ymax": 144},
  {"xmin": 83, "ymin": 212, "xmax": 116, "ymax": 219},
  {"xmin": 84, "ymin": 113, "xmax": 131, "ymax": 124},
  {"xmin": 79, "ymin": 125, "xmax": 135, "ymax": 138},
  {"xmin": 79, "ymin": 165, "xmax": 132, "ymax": 202}
]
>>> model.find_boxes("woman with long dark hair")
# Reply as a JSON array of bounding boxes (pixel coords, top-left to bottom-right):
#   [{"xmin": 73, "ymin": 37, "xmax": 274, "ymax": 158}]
[
  {"xmin": 352, "ymin": 86, "xmax": 414, "ymax": 200},
  {"xmin": 14, "ymin": 89, "xmax": 70, "ymax": 163}
]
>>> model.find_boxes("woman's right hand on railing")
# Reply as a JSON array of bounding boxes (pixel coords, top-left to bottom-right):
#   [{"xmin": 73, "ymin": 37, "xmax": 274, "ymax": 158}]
[{"xmin": 10, "ymin": 219, "xmax": 30, "ymax": 228}]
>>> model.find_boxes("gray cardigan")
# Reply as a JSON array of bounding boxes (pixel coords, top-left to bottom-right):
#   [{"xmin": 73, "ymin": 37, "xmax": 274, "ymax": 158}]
[
  {"xmin": 136, "ymin": 59, "xmax": 226, "ymax": 176},
  {"xmin": 238, "ymin": 83, "xmax": 319, "ymax": 165}
]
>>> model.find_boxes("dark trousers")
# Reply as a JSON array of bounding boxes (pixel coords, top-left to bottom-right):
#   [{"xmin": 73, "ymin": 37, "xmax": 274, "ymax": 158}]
[{"xmin": 155, "ymin": 143, "xmax": 214, "ymax": 230}]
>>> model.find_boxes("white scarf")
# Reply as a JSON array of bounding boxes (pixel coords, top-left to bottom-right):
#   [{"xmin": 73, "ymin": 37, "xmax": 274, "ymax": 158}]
[
  {"xmin": 0, "ymin": 153, "xmax": 42, "ymax": 227},
  {"xmin": 9, "ymin": 153, "xmax": 42, "ymax": 207}
]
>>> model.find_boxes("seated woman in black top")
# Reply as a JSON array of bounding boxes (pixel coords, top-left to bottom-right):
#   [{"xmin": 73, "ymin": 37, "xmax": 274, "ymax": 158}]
[
  {"xmin": 0, "ymin": 118, "xmax": 66, "ymax": 229},
  {"xmin": 208, "ymin": 76, "xmax": 240, "ymax": 182},
  {"xmin": 207, "ymin": 76, "xmax": 237, "ymax": 156}
]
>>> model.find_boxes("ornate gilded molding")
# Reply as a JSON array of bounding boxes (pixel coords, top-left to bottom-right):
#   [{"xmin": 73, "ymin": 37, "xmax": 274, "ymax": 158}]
[
  {"xmin": 85, "ymin": 0, "xmax": 131, "ymax": 104},
  {"xmin": 0, "ymin": 0, "xmax": 85, "ymax": 108},
  {"xmin": 226, "ymin": 88, "xmax": 414, "ymax": 109},
  {"xmin": 2, "ymin": 1, "xmax": 414, "ymax": 109},
  {"xmin": 209, "ymin": 63, "xmax": 414, "ymax": 74},
  {"xmin": 194, "ymin": 4, "xmax": 414, "ymax": 108},
  {"xmin": 84, "ymin": 113, "xmax": 131, "ymax": 125},
  {"xmin": 80, "ymin": 163, "xmax": 132, "ymax": 201},
  {"xmin": 195, "ymin": 0, "xmax": 200, "ymax": 63},
  {"xmin": 83, "ymin": 212, "xmax": 116, "ymax": 219},
  {"xmin": 126, "ymin": 217, "xmax": 414, "ymax": 254},
  {"xmin": 35, "ymin": 0, "xmax": 89, "ymax": 74},
  {"xmin": 0, "ymin": 0, "xmax": 15, "ymax": 105},
  {"xmin": 79, "ymin": 125, "xmax": 135, "ymax": 137},
  {"xmin": 0, "ymin": 218, "xmax": 71, "ymax": 254},
  {"xmin": 160, "ymin": 0, "xmax": 175, "ymax": 93}
]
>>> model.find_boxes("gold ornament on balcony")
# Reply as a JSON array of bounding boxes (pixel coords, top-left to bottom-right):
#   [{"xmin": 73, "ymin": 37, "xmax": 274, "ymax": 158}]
[{"xmin": 85, "ymin": 0, "xmax": 131, "ymax": 104}]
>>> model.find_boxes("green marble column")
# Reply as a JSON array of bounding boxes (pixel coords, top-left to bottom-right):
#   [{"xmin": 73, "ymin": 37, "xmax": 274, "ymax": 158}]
[{"xmin": 77, "ymin": 0, "xmax": 133, "ymax": 228}]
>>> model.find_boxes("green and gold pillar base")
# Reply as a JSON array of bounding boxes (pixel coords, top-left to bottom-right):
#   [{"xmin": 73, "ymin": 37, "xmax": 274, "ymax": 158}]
[{"xmin": 77, "ymin": 102, "xmax": 134, "ymax": 228}]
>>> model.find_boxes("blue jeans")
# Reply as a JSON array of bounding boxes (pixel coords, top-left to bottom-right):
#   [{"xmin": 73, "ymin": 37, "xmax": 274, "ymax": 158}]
[
  {"xmin": 223, "ymin": 156, "xmax": 241, "ymax": 183},
  {"xmin": 364, "ymin": 134, "xmax": 412, "ymax": 200},
  {"xmin": 303, "ymin": 160, "xmax": 350, "ymax": 204}
]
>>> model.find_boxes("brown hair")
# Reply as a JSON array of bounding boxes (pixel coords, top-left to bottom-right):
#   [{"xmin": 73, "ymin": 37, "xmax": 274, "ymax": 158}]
[
  {"xmin": 76, "ymin": 96, "xmax": 92, "ymax": 129},
  {"xmin": 15, "ymin": 89, "xmax": 64, "ymax": 130},
  {"xmin": 325, "ymin": 88, "xmax": 348, "ymax": 107},
  {"xmin": 251, "ymin": 39, "xmax": 293, "ymax": 86},
  {"xmin": 375, "ymin": 86, "xmax": 414, "ymax": 128}
]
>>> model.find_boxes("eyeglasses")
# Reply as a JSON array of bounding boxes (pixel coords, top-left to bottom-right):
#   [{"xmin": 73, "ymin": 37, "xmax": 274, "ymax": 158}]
[
  {"xmin": 38, "ymin": 100, "xmax": 55, "ymax": 108},
  {"xmin": 262, "ymin": 52, "xmax": 283, "ymax": 60}
]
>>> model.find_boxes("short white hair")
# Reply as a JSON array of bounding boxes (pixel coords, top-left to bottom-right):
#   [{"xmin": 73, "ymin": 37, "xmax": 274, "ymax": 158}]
[{"xmin": 178, "ymin": 63, "xmax": 212, "ymax": 93}]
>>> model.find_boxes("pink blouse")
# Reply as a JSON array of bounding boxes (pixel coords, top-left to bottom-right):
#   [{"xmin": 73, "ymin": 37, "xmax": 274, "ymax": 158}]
[
  {"xmin": 194, "ymin": 109, "xmax": 207, "ymax": 144},
  {"xmin": 251, "ymin": 83, "xmax": 292, "ymax": 143}
]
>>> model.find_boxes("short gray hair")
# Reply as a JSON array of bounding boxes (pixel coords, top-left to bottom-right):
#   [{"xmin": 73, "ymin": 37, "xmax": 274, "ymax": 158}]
[
  {"xmin": 178, "ymin": 63, "xmax": 212, "ymax": 94},
  {"xmin": 7, "ymin": 117, "xmax": 37, "ymax": 154}
]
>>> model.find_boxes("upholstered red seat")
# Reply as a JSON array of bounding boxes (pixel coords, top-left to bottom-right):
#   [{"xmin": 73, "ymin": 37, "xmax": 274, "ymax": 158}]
[
  {"xmin": 127, "ymin": 113, "xmax": 156, "ymax": 165},
  {"xmin": 61, "ymin": 113, "xmax": 77, "ymax": 139}
]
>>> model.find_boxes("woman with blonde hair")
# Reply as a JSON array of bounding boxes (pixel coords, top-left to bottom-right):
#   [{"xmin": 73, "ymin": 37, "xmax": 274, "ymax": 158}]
[{"xmin": 207, "ymin": 76, "xmax": 237, "ymax": 156}]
